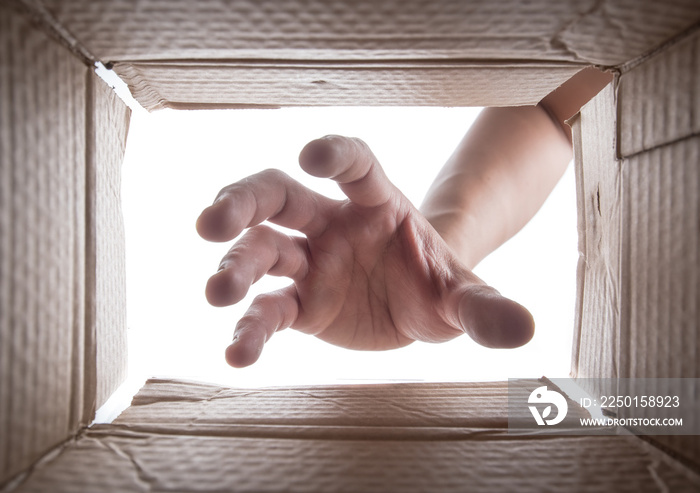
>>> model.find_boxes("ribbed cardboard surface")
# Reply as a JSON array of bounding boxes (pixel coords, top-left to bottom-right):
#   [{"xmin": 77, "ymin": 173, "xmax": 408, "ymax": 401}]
[
  {"xmin": 117, "ymin": 379, "xmax": 511, "ymax": 428},
  {"xmin": 87, "ymin": 70, "xmax": 131, "ymax": 410},
  {"xmin": 570, "ymin": 84, "xmax": 620, "ymax": 385},
  {"xmin": 1, "ymin": 4, "xmax": 130, "ymax": 485},
  {"xmin": 0, "ymin": 3, "xmax": 88, "ymax": 482},
  {"xmin": 112, "ymin": 62, "xmax": 582, "ymax": 110},
  {"xmin": 618, "ymin": 30, "xmax": 700, "ymax": 468},
  {"xmin": 29, "ymin": 0, "xmax": 700, "ymax": 110},
  {"xmin": 4, "ymin": 0, "xmax": 700, "ymax": 488},
  {"xmin": 571, "ymin": 27, "xmax": 700, "ymax": 468},
  {"xmin": 619, "ymin": 29, "xmax": 700, "ymax": 157},
  {"xmin": 36, "ymin": 0, "xmax": 700, "ymax": 64},
  {"xmin": 10, "ymin": 379, "xmax": 700, "ymax": 493}
]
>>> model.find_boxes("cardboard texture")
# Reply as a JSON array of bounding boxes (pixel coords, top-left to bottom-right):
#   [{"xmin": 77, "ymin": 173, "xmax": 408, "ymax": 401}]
[
  {"xmin": 9, "ymin": 379, "xmax": 700, "ymax": 492},
  {"xmin": 28, "ymin": 0, "xmax": 700, "ymax": 110},
  {"xmin": 87, "ymin": 69, "xmax": 130, "ymax": 410},
  {"xmin": 571, "ymin": 84, "xmax": 621, "ymax": 386},
  {"xmin": 0, "ymin": 2, "xmax": 129, "ymax": 484},
  {"xmin": 571, "ymin": 28, "xmax": 700, "ymax": 468},
  {"xmin": 1, "ymin": 3, "xmax": 87, "ymax": 481},
  {"xmin": 3, "ymin": 0, "xmax": 700, "ymax": 490}
]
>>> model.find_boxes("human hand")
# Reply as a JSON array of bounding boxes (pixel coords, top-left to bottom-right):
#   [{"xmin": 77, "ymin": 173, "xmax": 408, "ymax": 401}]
[{"xmin": 196, "ymin": 136, "xmax": 534, "ymax": 368}]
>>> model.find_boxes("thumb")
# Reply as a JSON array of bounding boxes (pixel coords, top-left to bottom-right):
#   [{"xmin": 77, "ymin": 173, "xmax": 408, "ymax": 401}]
[
  {"xmin": 299, "ymin": 135, "xmax": 396, "ymax": 207},
  {"xmin": 455, "ymin": 285, "xmax": 535, "ymax": 348}
]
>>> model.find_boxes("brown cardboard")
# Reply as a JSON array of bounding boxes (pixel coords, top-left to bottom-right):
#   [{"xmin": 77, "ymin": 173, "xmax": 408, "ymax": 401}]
[
  {"xmin": 618, "ymin": 31, "xmax": 700, "ymax": 157},
  {"xmin": 2, "ymin": 0, "xmax": 700, "ymax": 490},
  {"xmin": 571, "ymin": 27, "xmax": 700, "ymax": 467},
  {"xmin": 86, "ymin": 67, "xmax": 131, "ymax": 411},
  {"xmin": 114, "ymin": 378, "xmax": 589, "ymax": 433},
  {"xmin": 570, "ymin": 84, "xmax": 621, "ymax": 385},
  {"xmin": 30, "ymin": 0, "xmax": 700, "ymax": 111},
  {"xmin": 0, "ymin": 2, "xmax": 129, "ymax": 484},
  {"xmin": 112, "ymin": 62, "xmax": 582, "ymax": 110},
  {"xmin": 9, "ymin": 379, "xmax": 700, "ymax": 492},
  {"xmin": 1, "ymin": 3, "xmax": 88, "ymax": 481}
]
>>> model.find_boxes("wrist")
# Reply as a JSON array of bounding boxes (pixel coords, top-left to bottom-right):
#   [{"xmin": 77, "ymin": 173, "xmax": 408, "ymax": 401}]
[{"xmin": 422, "ymin": 209, "xmax": 481, "ymax": 270}]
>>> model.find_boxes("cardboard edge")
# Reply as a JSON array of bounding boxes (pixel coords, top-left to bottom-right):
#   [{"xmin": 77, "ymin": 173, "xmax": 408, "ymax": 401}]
[
  {"xmin": 86, "ymin": 70, "xmax": 131, "ymax": 413},
  {"xmin": 113, "ymin": 60, "xmax": 584, "ymax": 111},
  {"xmin": 12, "ymin": 0, "xmax": 96, "ymax": 65},
  {"xmin": 570, "ymin": 111, "xmax": 585, "ymax": 378}
]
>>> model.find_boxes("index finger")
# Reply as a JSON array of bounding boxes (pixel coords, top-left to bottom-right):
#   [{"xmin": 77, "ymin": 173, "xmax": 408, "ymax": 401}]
[
  {"xmin": 197, "ymin": 169, "xmax": 336, "ymax": 242},
  {"xmin": 299, "ymin": 135, "xmax": 396, "ymax": 208}
]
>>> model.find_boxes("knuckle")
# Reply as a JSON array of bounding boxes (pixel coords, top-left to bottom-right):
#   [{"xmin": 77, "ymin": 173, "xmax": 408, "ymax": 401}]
[{"xmin": 247, "ymin": 224, "xmax": 275, "ymax": 241}]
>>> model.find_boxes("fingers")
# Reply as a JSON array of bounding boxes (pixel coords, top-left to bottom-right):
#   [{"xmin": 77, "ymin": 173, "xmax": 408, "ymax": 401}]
[
  {"xmin": 451, "ymin": 284, "xmax": 535, "ymax": 349},
  {"xmin": 196, "ymin": 169, "xmax": 336, "ymax": 242},
  {"xmin": 225, "ymin": 285, "xmax": 299, "ymax": 368},
  {"xmin": 206, "ymin": 225, "xmax": 308, "ymax": 307},
  {"xmin": 299, "ymin": 135, "xmax": 396, "ymax": 207}
]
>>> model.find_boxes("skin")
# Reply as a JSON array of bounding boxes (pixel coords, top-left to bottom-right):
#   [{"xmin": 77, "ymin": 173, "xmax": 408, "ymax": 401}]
[{"xmin": 196, "ymin": 67, "xmax": 613, "ymax": 368}]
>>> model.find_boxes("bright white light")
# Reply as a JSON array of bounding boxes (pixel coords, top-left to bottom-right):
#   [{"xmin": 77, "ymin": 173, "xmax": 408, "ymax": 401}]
[{"xmin": 120, "ymin": 106, "xmax": 578, "ymax": 390}]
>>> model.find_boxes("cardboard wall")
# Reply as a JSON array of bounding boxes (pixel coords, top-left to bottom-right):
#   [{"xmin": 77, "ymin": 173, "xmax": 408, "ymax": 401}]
[
  {"xmin": 3, "ymin": 0, "xmax": 700, "ymax": 489},
  {"xmin": 571, "ymin": 27, "xmax": 700, "ymax": 467},
  {"xmin": 9, "ymin": 379, "xmax": 700, "ymax": 492},
  {"xmin": 30, "ymin": 0, "xmax": 700, "ymax": 110},
  {"xmin": 86, "ymin": 67, "xmax": 130, "ymax": 410},
  {"xmin": 0, "ymin": 3, "xmax": 129, "ymax": 485}
]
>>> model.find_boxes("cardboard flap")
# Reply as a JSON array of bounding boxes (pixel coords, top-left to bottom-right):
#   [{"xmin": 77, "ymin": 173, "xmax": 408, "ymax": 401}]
[
  {"xmin": 86, "ymin": 71, "xmax": 130, "ymax": 411},
  {"xmin": 8, "ymin": 379, "xmax": 700, "ymax": 492},
  {"xmin": 116, "ymin": 378, "xmax": 514, "ymax": 430},
  {"xmin": 30, "ymin": 0, "xmax": 700, "ymax": 110},
  {"xmin": 35, "ymin": 0, "xmax": 700, "ymax": 65},
  {"xmin": 112, "ymin": 61, "xmax": 582, "ymax": 111},
  {"xmin": 32, "ymin": 0, "xmax": 604, "ymax": 62},
  {"xmin": 571, "ymin": 83, "xmax": 621, "ymax": 381}
]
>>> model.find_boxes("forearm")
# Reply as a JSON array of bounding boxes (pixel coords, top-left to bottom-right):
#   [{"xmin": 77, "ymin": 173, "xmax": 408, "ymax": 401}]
[
  {"xmin": 421, "ymin": 67, "xmax": 613, "ymax": 269},
  {"xmin": 420, "ymin": 105, "xmax": 571, "ymax": 269}
]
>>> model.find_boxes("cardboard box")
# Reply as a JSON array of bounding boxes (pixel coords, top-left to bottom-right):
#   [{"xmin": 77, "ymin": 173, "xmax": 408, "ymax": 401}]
[{"xmin": 1, "ymin": 0, "xmax": 699, "ymax": 490}]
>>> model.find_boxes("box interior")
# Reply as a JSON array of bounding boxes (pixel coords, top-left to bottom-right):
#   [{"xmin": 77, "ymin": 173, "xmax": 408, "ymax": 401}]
[{"xmin": 2, "ymin": 0, "xmax": 699, "ymax": 490}]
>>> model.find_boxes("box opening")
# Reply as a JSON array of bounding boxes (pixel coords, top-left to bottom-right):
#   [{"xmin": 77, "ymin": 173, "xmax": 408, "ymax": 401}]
[{"xmin": 116, "ymin": 104, "xmax": 579, "ymax": 395}]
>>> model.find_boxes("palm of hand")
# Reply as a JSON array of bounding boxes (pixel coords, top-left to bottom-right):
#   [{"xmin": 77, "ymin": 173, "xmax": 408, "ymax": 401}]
[{"xmin": 296, "ymin": 199, "xmax": 467, "ymax": 350}]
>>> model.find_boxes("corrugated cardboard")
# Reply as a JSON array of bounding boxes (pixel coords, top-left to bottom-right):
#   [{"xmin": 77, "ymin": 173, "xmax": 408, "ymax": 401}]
[
  {"xmin": 9, "ymin": 379, "xmax": 700, "ymax": 492},
  {"xmin": 0, "ymin": 2, "xmax": 129, "ymax": 484},
  {"xmin": 1, "ymin": 3, "xmax": 88, "ymax": 481},
  {"xmin": 2, "ymin": 0, "xmax": 700, "ymax": 490},
  {"xmin": 571, "ymin": 27, "xmax": 700, "ymax": 467},
  {"xmin": 570, "ymin": 84, "xmax": 621, "ymax": 385},
  {"xmin": 86, "ymin": 66, "xmax": 131, "ymax": 411},
  {"xmin": 30, "ymin": 0, "xmax": 700, "ymax": 110}
]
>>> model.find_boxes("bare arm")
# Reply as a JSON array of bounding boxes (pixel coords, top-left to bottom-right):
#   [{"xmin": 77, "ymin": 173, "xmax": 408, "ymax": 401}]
[{"xmin": 421, "ymin": 67, "xmax": 613, "ymax": 269}]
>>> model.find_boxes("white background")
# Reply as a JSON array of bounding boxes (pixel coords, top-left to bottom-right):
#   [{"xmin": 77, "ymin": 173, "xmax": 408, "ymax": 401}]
[{"xmin": 118, "ymin": 105, "xmax": 579, "ymax": 394}]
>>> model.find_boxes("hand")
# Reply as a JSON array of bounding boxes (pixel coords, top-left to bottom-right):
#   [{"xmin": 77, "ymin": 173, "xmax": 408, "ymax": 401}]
[{"xmin": 196, "ymin": 136, "xmax": 534, "ymax": 368}]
